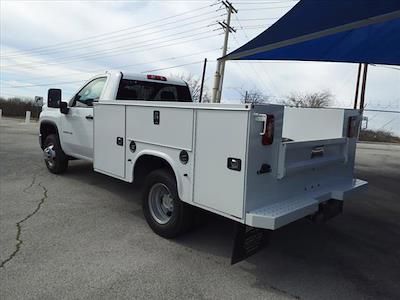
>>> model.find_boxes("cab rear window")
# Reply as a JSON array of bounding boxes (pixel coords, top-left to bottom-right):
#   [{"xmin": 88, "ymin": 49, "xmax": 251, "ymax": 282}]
[{"xmin": 116, "ymin": 79, "xmax": 192, "ymax": 102}]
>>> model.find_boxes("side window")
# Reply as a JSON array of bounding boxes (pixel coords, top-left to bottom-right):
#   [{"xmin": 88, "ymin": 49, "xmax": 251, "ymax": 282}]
[
  {"xmin": 73, "ymin": 77, "xmax": 106, "ymax": 107},
  {"xmin": 116, "ymin": 80, "xmax": 142, "ymax": 100}
]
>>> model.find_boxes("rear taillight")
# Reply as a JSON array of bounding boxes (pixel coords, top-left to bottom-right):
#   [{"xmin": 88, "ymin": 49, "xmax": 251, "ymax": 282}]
[
  {"xmin": 147, "ymin": 74, "xmax": 167, "ymax": 81},
  {"xmin": 262, "ymin": 115, "xmax": 274, "ymax": 145},
  {"xmin": 347, "ymin": 116, "xmax": 359, "ymax": 138}
]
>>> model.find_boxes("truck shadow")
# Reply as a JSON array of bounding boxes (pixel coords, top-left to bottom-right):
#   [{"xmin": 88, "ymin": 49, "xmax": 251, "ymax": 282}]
[{"xmin": 63, "ymin": 161, "xmax": 400, "ymax": 299}]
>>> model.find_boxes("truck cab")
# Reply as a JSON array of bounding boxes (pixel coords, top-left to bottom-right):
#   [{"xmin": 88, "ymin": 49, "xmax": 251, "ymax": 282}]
[{"xmin": 39, "ymin": 71, "xmax": 192, "ymax": 162}]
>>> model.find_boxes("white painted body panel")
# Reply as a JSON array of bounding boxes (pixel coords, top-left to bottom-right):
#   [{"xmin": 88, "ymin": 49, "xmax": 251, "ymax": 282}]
[
  {"xmin": 283, "ymin": 107, "xmax": 345, "ymax": 142},
  {"xmin": 243, "ymin": 104, "xmax": 366, "ymax": 229},
  {"xmin": 193, "ymin": 109, "xmax": 249, "ymax": 219},
  {"xmin": 39, "ymin": 70, "xmax": 367, "ymax": 230},
  {"xmin": 92, "ymin": 101, "xmax": 366, "ymax": 228},
  {"xmin": 61, "ymin": 107, "xmax": 94, "ymax": 160},
  {"xmin": 93, "ymin": 105, "xmax": 125, "ymax": 178},
  {"xmin": 126, "ymin": 106, "xmax": 194, "ymax": 151}
]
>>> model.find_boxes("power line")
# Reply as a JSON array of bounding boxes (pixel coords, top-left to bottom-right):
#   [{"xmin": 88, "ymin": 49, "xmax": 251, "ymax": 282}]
[
  {"xmin": 141, "ymin": 60, "xmax": 214, "ymax": 73},
  {"xmin": 2, "ymin": 48, "xmax": 221, "ymax": 83},
  {"xmin": 2, "ymin": 10, "xmax": 223, "ymax": 60},
  {"xmin": 238, "ymin": 6, "xmax": 294, "ymax": 11},
  {"xmin": 3, "ymin": 26, "xmax": 221, "ymax": 68},
  {"xmin": 364, "ymin": 109, "xmax": 400, "ymax": 114},
  {"xmin": 3, "ymin": 31, "xmax": 222, "ymax": 69},
  {"xmin": 232, "ymin": 14, "xmax": 280, "ymax": 96},
  {"xmin": 238, "ymin": 17, "xmax": 280, "ymax": 21},
  {"xmin": 377, "ymin": 116, "xmax": 399, "ymax": 131},
  {"xmin": 239, "ymin": 25, "xmax": 273, "ymax": 29},
  {"xmin": 371, "ymin": 64, "xmax": 400, "ymax": 71},
  {"xmin": 2, "ymin": 3, "xmax": 218, "ymax": 57},
  {"xmin": 234, "ymin": 0, "xmax": 298, "ymax": 3},
  {"xmin": 231, "ymin": 35, "xmax": 271, "ymax": 95},
  {"xmin": 2, "ymin": 60, "xmax": 211, "ymax": 89}
]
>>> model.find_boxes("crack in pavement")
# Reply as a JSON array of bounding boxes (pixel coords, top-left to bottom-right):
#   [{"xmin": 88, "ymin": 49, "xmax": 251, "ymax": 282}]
[
  {"xmin": 22, "ymin": 169, "xmax": 45, "ymax": 193},
  {"xmin": 23, "ymin": 173, "xmax": 38, "ymax": 193},
  {"xmin": 0, "ymin": 182, "xmax": 48, "ymax": 269}
]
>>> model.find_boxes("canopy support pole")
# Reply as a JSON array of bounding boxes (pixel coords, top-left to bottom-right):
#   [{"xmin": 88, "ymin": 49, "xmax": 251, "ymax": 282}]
[
  {"xmin": 359, "ymin": 63, "xmax": 369, "ymax": 109},
  {"xmin": 199, "ymin": 58, "xmax": 207, "ymax": 103},
  {"xmin": 353, "ymin": 63, "xmax": 362, "ymax": 109}
]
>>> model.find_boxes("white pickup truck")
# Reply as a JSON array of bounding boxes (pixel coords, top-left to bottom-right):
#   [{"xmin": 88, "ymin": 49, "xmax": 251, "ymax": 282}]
[{"xmin": 39, "ymin": 70, "xmax": 367, "ymax": 263}]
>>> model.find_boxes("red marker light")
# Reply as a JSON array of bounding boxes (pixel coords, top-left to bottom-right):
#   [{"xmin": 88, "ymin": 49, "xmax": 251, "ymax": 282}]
[
  {"xmin": 347, "ymin": 116, "xmax": 360, "ymax": 138},
  {"xmin": 147, "ymin": 74, "xmax": 167, "ymax": 81},
  {"xmin": 262, "ymin": 115, "xmax": 275, "ymax": 145}
]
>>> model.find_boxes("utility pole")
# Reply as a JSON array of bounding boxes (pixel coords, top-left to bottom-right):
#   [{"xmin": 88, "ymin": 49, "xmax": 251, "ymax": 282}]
[{"xmin": 212, "ymin": 0, "xmax": 237, "ymax": 103}]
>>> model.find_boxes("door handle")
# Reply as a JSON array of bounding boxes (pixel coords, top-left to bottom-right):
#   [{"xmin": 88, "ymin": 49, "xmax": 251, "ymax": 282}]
[{"xmin": 85, "ymin": 115, "xmax": 93, "ymax": 120}]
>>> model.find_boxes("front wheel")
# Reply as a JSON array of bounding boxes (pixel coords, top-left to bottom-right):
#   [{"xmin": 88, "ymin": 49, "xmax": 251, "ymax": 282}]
[
  {"xmin": 43, "ymin": 134, "xmax": 68, "ymax": 174},
  {"xmin": 142, "ymin": 169, "xmax": 193, "ymax": 238}
]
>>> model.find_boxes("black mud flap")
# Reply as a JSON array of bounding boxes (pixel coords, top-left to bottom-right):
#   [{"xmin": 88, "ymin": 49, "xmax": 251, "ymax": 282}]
[
  {"xmin": 231, "ymin": 223, "xmax": 270, "ymax": 265},
  {"xmin": 309, "ymin": 199, "xmax": 343, "ymax": 223}
]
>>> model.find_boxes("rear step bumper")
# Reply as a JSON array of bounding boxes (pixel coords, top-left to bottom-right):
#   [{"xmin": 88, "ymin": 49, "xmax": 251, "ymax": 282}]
[{"xmin": 246, "ymin": 179, "xmax": 368, "ymax": 230}]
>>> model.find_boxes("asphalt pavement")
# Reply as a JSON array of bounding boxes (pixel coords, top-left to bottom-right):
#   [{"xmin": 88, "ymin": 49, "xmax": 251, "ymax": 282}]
[{"xmin": 1, "ymin": 117, "xmax": 399, "ymax": 299}]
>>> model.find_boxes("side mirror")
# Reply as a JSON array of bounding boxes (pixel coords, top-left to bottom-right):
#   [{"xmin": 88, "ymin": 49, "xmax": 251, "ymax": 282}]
[
  {"xmin": 47, "ymin": 88, "xmax": 62, "ymax": 108},
  {"xmin": 60, "ymin": 101, "xmax": 69, "ymax": 114}
]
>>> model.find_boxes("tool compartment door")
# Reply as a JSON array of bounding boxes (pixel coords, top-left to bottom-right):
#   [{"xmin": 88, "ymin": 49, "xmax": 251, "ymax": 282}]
[
  {"xmin": 193, "ymin": 109, "xmax": 249, "ymax": 219},
  {"xmin": 93, "ymin": 104, "xmax": 126, "ymax": 179}
]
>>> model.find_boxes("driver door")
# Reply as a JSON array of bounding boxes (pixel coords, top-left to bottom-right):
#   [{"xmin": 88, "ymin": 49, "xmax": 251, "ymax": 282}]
[{"xmin": 61, "ymin": 77, "xmax": 107, "ymax": 160}]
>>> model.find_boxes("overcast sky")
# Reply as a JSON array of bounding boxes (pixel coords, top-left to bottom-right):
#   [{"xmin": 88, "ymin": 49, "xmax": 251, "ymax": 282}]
[{"xmin": 0, "ymin": 0, "xmax": 399, "ymax": 133}]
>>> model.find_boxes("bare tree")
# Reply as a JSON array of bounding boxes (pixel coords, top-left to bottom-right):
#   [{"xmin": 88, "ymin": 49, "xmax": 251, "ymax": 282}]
[
  {"xmin": 176, "ymin": 73, "xmax": 210, "ymax": 102},
  {"xmin": 240, "ymin": 88, "xmax": 269, "ymax": 104},
  {"xmin": 281, "ymin": 91, "xmax": 333, "ymax": 108}
]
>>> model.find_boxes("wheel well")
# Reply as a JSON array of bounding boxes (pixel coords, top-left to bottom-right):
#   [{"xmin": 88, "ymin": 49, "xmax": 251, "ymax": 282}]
[
  {"xmin": 40, "ymin": 122, "xmax": 58, "ymax": 149},
  {"xmin": 133, "ymin": 155, "xmax": 175, "ymax": 185}
]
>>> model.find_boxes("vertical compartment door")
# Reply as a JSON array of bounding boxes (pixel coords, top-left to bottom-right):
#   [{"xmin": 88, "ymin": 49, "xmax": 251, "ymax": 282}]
[
  {"xmin": 193, "ymin": 110, "xmax": 249, "ymax": 219},
  {"xmin": 94, "ymin": 104, "xmax": 126, "ymax": 179}
]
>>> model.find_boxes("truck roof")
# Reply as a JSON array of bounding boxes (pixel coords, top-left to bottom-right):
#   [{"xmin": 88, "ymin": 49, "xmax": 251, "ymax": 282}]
[{"xmin": 104, "ymin": 70, "xmax": 187, "ymax": 86}]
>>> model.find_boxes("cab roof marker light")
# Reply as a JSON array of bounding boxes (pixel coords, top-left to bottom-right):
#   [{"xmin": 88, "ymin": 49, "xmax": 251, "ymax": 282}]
[{"xmin": 147, "ymin": 74, "xmax": 167, "ymax": 81}]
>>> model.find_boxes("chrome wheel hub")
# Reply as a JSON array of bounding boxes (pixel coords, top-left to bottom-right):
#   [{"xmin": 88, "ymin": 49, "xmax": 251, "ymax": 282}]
[
  {"xmin": 148, "ymin": 183, "xmax": 174, "ymax": 224},
  {"xmin": 43, "ymin": 144, "xmax": 56, "ymax": 168}
]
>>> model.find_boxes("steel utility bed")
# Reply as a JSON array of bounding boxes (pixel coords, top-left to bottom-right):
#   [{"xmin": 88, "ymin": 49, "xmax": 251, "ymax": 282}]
[{"xmin": 247, "ymin": 179, "xmax": 367, "ymax": 229}]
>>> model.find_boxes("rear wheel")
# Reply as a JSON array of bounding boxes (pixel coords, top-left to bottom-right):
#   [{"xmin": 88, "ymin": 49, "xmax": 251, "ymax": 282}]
[
  {"xmin": 142, "ymin": 169, "xmax": 192, "ymax": 238},
  {"xmin": 43, "ymin": 134, "xmax": 68, "ymax": 174}
]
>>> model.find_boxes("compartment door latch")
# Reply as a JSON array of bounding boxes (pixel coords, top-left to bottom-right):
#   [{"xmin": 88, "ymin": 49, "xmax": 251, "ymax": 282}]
[
  {"xmin": 116, "ymin": 137, "xmax": 124, "ymax": 146},
  {"xmin": 153, "ymin": 110, "xmax": 160, "ymax": 125},
  {"xmin": 227, "ymin": 157, "xmax": 242, "ymax": 171}
]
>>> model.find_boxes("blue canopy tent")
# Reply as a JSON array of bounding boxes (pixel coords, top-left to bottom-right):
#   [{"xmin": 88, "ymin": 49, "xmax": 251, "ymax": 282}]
[
  {"xmin": 221, "ymin": 0, "xmax": 400, "ymax": 108},
  {"xmin": 224, "ymin": 0, "xmax": 400, "ymax": 64}
]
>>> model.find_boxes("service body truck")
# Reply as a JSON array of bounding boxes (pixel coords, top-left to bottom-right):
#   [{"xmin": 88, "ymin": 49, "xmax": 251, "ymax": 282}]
[{"xmin": 39, "ymin": 70, "xmax": 367, "ymax": 263}]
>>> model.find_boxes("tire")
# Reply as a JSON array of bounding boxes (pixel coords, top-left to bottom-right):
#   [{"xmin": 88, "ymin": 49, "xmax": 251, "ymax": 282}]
[
  {"xmin": 43, "ymin": 134, "xmax": 68, "ymax": 174},
  {"xmin": 142, "ymin": 169, "xmax": 193, "ymax": 238}
]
